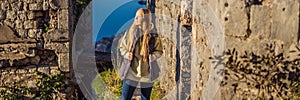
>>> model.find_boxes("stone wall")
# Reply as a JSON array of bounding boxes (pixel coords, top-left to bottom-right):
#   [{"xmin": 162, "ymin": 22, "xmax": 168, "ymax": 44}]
[
  {"xmin": 213, "ymin": 0, "xmax": 299, "ymax": 99},
  {"xmin": 0, "ymin": 0, "xmax": 299, "ymax": 99},
  {"xmin": 154, "ymin": 0, "xmax": 180, "ymax": 99},
  {"xmin": 154, "ymin": 0, "xmax": 300, "ymax": 99},
  {"xmin": 0, "ymin": 0, "xmax": 73, "ymax": 98}
]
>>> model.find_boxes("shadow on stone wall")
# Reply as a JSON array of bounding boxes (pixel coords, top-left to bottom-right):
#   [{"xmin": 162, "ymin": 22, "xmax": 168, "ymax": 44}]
[{"xmin": 210, "ymin": 44, "xmax": 300, "ymax": 99}]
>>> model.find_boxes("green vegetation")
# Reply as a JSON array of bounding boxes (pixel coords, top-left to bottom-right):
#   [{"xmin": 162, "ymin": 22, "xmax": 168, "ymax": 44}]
[
  {"xmin": 35, "ymin": 71, "xmax": 66, "ymax": 99},
  {"xmin": 99, "ymin": 69, "xmax": 122, "ymax": 96},
  {"xmin": 92, "ymin": 68, "xmax": 166, "ymax": 99},
  {"xmin": 91, "ymin": 74, "xmax": 106, "ymax": 98},
  {"xmin": 0, "ymin": 71, "xmax": 66, "ymax": 99},
  {"xmin": 151, "ymin": 81, "xmax": 166, "ymax": 100},
  {"xmin": 0, "ymin": 86, "xmax": 34, "ymax": 99},
  {"xmin": 76, "ymin": 0, "xmax": 88, "ymax": 5},
  {"xmin": 42, "ymin": 23, "xmax": 50, "ymax": 34}
]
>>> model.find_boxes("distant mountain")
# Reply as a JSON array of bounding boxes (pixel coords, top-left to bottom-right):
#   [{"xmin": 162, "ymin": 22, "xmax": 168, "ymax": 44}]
[{"xmin": 95, "ymin": 36, "xmax": 114, "ymax": 53}]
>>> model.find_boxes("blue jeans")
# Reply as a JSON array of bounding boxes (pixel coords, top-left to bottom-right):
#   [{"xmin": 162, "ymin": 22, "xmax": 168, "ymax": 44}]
[{"xmin": 120, "ymin": 80, "xmax": 153, "ymax": 100}]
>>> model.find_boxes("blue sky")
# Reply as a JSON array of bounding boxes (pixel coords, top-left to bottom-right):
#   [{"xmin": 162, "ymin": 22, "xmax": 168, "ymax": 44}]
[{"xmin": 93, "ymin": 0, "xmax": 146, "ymax": 42}]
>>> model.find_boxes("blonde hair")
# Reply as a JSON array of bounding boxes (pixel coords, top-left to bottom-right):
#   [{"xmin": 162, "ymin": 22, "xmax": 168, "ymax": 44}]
[{"xmin": 126, "ymin": 8, "xmax": 152, "ymax": 62}]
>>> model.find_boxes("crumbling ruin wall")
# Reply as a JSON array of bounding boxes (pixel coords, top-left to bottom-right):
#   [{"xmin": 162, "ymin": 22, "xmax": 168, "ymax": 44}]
[
  {"xmin": 155, "ymin": 0, "xmax": 300, "ymax": 99},
  {"xmin": 0, "ymin": 0, "xmax": 73, "ymax": 98}
]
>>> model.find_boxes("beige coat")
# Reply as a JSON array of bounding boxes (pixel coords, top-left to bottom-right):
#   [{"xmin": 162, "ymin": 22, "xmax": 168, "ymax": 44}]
[{"xmin": 119, "ymin": 29, "xmax": 163, "ymax": 82}]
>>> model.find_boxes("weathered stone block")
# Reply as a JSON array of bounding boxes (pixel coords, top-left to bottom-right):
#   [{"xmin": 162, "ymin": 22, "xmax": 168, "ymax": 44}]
[
  {"xmin": 43, "ymin": 29, "xmax": 69, "ymax": 42},
  {"xmin": 225, "ymin": 36, "xmax": 282, "ymax": 55},
  {"xmin": 23, "ymin": 2, "xmax": 29, "ymax": 11},
  {"xmin": 224, "ymin": 0, "xmax": 248, "ymax": 36},
  {"xmin": 43, "ymin": 1, "xmax": 49, "ymax": 10},
  {"xmin": 15, "ymin": 19, "xmax": 23, "ymax": 29},
  {"xmin": 1, "ymin": 1, "xmax": 10, "ymax": 10},
  {"xmin": 29, "ymin": 3, "xmax": 43, "ymax": 11},
  {"xmin": 50, "ymin": 66, "xmax": 61, "ymax": 75},
  {"xmin": 44, "ymin": 42, "xmax": 69, "ymax": 53},
  {"xmin": 24, "ymin": 20, "xmax": 33, "ymax": 29},
  {"xmin": 0, "ymin": 43, "xmax": 36, "ymax": 60},
  {"xmin": 58, "ymin": 9, "xmax": 69, "ymax": 29},
  {"xmin": 58, "ymin": 53, "xmax": 69, "ymax": 72},
  {"xmin": 11, "ymin": 2, "xmax": 22, "ymax": 10},
  {"xmin": 49, "ymin": 0, "xmax": 69, "ymax": 9},
  {"xmin": 27, "ymin": 11, "xmax": 44, "ymax": 19},
  {"xmin": 6, "ymin": 10, "xmax": 17, "ymax": 20},
  {"xmin": 33, "ymin": 20, "xmax": 39, "ymax": 29},
  {"xmin": 28, "ymin": 29, "xmax": 43, "ymax": 38},
  {"xmin": 17, "ymin": 29, "xmax": 28, "ymax": 38},
  {"xmin": 27, "ymin": 11, "xmax": 34, "ymax": 19},
  {"xmin": 35, "ymin": 11, "xmax": 44, "ymax": 17},
  {"xmin": 250, "ymin": 5, "xmax": 271, "ymax": 39},
  {"xmin": 24, "ymin": 0, "xmax": 35, "ymax": 3},
  {"xmin": 49, "ymin": 0, "xmax": 58, "ymax": 9},
  {"xmin": 17, "ymin": 11, "xmax": 27, "ymax": 21},
  {"xmin": 271, "ymin": 0, "xmax": 299, "ymax": 46},
  {"xmin": 16, "ymin": 69, "xmax": 27, "ymax": 74},
  {"xmin": 27, "ymin": 80, "xmax": 37, "ymax": 88},
  {"xmin": 225, "ymin": 37, "xmax": 260, "ymax": 54},
  {"xmin": 38, "ymin": 66, "xmax": 50, "ymax": 75}
]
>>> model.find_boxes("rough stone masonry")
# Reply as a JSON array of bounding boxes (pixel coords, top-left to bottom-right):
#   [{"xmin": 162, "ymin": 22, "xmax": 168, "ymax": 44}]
[{"xmin": 0, "ymin": 0, "xmax": 73, "ymax": 98}]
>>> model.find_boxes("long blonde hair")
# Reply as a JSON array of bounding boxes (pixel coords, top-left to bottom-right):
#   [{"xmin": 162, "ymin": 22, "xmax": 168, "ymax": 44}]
[{"xmin": 126, "ymin": 8, "xmax": 152, "ymax": 62}]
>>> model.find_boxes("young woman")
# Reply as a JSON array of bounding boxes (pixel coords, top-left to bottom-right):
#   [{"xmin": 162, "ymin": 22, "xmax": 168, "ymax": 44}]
[{"xmin": 119, "ymin": 8, "xmax": 163, "ymax": 100}]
